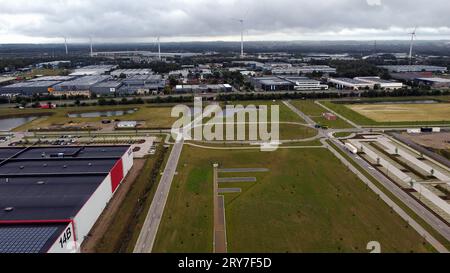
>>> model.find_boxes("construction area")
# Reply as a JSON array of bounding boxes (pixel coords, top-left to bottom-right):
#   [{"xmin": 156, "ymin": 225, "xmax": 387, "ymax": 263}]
[{"xmin": 345, "ymin": 134, "xmax": 450, "ymax": 223}]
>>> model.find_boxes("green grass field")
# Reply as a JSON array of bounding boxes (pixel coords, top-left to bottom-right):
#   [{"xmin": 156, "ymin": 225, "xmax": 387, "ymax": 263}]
[
  {"xmin": 153, "ymin": 146, "xmax": 434, "ymax": 253},
  {"xmin": 290, "ymin": 100, "xmax": 354, "ymax": 129},
  {"xmin": 321, "ymin": 100, "xmax": 450, "ymax": 127},
  {"xmin": 189, "ymin": 100, "xmax": 316, "ymax": 142},
  {"xmin": 348, "ymin": 103, "xmax": 450, "ymax": 123},
  {"xmin": 1, "ymin": 105, "xmax": 177, "ymax": 131}
]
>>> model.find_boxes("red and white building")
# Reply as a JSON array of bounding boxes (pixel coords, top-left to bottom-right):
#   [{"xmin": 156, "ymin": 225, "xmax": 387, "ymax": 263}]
[{"xmin": 0, "ymin": 145, "xmax": 133, "ymax": 253}]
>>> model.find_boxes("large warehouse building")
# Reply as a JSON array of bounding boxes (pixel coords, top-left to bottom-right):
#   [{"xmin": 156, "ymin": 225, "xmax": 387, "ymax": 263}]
[
  {"xmin": 118, "ymin": 74, "xmax": 166, "ymax": 94},
  {"xmin": 251, "ymin": 76, "xmax": 328, "ymax": 91},
  {"xmin": 52, "ymin": 75, "xmax": 111, "ymax": 93},
  {"xmin": 0, "ymin": 145, "xmax": 133, "ymax": 253},
  {"xmin": 379, "ymin": 65, "xmax": 448, "ymax": 73},
  {"xmin": 0, "ymin": 81, "xmax": 62, "ymax": 96}
]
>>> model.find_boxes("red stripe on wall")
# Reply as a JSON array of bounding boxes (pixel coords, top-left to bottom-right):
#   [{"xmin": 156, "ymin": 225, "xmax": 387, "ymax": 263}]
[{"xmin": 110, "ymin": 158, "xmax": 124, "ymax": 193}]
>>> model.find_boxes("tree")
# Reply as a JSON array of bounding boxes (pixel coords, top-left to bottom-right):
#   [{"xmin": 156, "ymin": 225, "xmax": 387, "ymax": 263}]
[{"xmin": 164, "ymin": 86, "xmax": 173, "ymax": 94}]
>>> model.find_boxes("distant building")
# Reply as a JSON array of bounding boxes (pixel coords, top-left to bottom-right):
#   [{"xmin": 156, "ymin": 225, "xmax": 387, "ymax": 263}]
[
  {"xmin": 92, "ymin": 51, "xmax": 201, "ymax": 59},
  {"xmin": 118, "ymin": 74, "xmax": 165, "ymax": 94},
  {"xmin": 51, "ymin": 90, "xmax": 91, "ymax": 97},
  {"xmin": 415, "ymin": 77, "xmax": 450, "ymax": 88},
  {"xmin": 175, "ymin": 84, "xmax": 232, "ymax": 93},
  {"xmin": 52, "ymin": 75, "xmax": 111, "ymax": 93},
  {"xmin": 35, "ymin": 60, "xmax": 71, "ymax": 69},
  {"xmin": 379, "ymin": 65, "xmax": 448, "ymax": 73},
  {"xmin": 251, "ymin": 77, "xmax": 295, "ymax": 91},
  {"xmin": 328, "ymin": 78, "xmax": 374, "ymax": 90},
  {"xmin": 110, "ymin": 69, "xmax": 153, "ymax": 77},
  {"xmin": 272, "ymin": 65, "xmax": 336, "ymax": 75},
  {"xmin": 29, "ymin": 76, "xmax": 76, "ymax": 82},
  {"xmin": 91, "ymin": 81, "xmax": 123, "ymax": 95},
  {"xmin": 354, "ymin": 77, "xmax": 403, "ymax": 90},
  {"xmin": 303, "ymin": 53, "xmax": 355, "ymax": 61},
  {"xmin": 1, "ymin": 80, "xmax": 61, "ymax": 96},
  {"xmin": 251, "ymin": 76, "xmax": 328, "ymax": 91},
  {"xmin": 70, "ymin": 65, "xmax": 117, "ymax": 76},
  {"xmin": 390, "ymin": 72, "xmax": 433, "ymax": 81}
]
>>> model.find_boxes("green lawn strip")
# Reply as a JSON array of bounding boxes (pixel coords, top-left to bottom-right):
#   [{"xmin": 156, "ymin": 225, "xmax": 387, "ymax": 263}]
[
  {"xmin": 333, "ymin": 132, "xmax": 354, "ymax": 138},
  {"xmin": 93, "ymin": 145, "xmax": 169, "ymax": 252}
]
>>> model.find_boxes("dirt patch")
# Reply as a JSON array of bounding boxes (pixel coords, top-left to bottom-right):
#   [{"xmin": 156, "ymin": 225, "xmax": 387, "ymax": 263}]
[
  {"xmin": 348, "ymin": 103, "xmax": 450, "ymax": 122},
  {"xmin": 402, "ymin": 132, "xmax": 450, "ymax": 150},
  {"xmin": 80, "ymin": 159, "xmax": 146, "ymax": 253}
]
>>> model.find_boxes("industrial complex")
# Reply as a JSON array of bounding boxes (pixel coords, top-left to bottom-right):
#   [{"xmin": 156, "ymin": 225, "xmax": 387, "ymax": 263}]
[
  {"xmin": 1, "ymin": 15, "xmax": 450, "ymax": 256},
  {"xmin": 0, "ymin": 68, "xmax": 166, "ymax": 97},
  {"xmin": 0, "ymin": 146, "xmax": 133, "ymax": 253}
]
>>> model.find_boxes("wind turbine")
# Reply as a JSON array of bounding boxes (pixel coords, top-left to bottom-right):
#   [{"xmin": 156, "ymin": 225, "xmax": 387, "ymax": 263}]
[
  {"xmin": 156, "ymin": 36, "xmax": 161, "ymax": 60},
  {"xmin": 89, "ymin": 37, "xmax": 94, "ymax": 57},
  {"xmin": 238, "ymin": 19, "xmax": 244, "ymax": 58},
  {"xmin": 64, "ymin": 37, "xmax": 68, "ymax": 55},
  {"xmin": 408, "ymin": 27, "xmax": 417, "ymax": 65},
  {"xmin": 233, "ymin": 10, "xmax": 248, "ymax": 58}
]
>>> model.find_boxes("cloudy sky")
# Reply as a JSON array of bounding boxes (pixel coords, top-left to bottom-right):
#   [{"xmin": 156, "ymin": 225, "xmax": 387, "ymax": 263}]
[{"xmin": 0, "ymin": 0, "xmax": 449, "ymax": 43}]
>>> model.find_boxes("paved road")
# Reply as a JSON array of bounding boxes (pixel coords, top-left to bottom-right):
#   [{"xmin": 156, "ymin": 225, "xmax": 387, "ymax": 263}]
[
  {"xmin": 283, "ymin": 100, "xmax": 316, "ymax": 126},
  {"xmin": 218, "ymin": 177, "xmax": 257, "ymax": 183},
  {"xmin": 213, "ymin": 165, "xmax": 227, "ymax": 253},
  {"xmin": 324, "ymin": 138, "xmax": 449, "ymax": 253},
  {"xmin": 133, "ymin": 138, "xmax": 184, "ymax": 253}
]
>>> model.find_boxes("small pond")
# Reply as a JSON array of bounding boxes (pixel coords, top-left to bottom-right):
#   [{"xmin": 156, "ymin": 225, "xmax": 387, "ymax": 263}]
[{"xmin": 0, "ymin": 116, "xmax": 38, "ymax": 131}]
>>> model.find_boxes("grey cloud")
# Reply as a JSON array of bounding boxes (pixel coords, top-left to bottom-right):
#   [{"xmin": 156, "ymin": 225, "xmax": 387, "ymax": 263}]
[{"xmin": 0, "ymin": 0, "xmax": 449, "ymax": 41}]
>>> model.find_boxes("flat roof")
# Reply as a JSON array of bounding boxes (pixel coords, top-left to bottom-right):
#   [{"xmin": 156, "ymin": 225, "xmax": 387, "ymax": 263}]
[
  {"xmin": 356, "ymin": 77, "xmax": 398, "ymax": 84},
  {"xmin": 0, "ymin": 174, "xmax": 106, "ymax": 221},
  {"xmin": 0, "ymin": 224, "xmax": 66, "ymax": 253},
  {"xmin": 53, "ymin": 75, "xmax": 111, "ymax": 87},
  {"xmin": 2, "ymin": 81, "xmax": 61, "ymax": 89},
  {"xmin": 254, "ymin": 77, "xmax": 293, "ymax": 86},
  {"xmin": 330, "ymin": 78, "xmax": 371, "ymax": 85},
  {"xmin": 92, "ymin": 81, "xmax": 123, "ymax": 88},
  {"xmin": 29, "ymin": 76, "xmax": 77, "ymax": 82},
  {"xmin": 0, "ymin": 145, "xmax": 129, "ymax": 222},
  {"xmin": 110, "ymin": 69, "xmax": 153, "ymax": 75},
  {"xmin": 416, "ymin": 77, "xmax": 450, "ymax": 83},
  {"xmin": 123, "ymin": 74, "xmax": 162, "ymax": 81}
]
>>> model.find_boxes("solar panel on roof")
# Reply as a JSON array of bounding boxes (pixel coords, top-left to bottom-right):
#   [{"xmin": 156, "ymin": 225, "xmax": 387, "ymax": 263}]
[{"xmin": 0, "ymin": 226, "xmax": 58, "ymax": 253}]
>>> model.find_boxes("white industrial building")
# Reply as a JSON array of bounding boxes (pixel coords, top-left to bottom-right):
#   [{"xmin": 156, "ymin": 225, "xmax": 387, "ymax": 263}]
[
  {"xmin": 379, "ymin": 65, "xmax": 448, "ymax": 73},
  {"xmin": 329, "ymin": 77, "xmax": 402, "ymax": 90},
  {"xmin": 251, "ymin": 76, "xmax": 328, "ymax": 91},
  {"xmin": 354, "ymin": 77, "xmax": 403, "ymax": 90},
  {"xmin": 284, "ymin": 77, "xmax": 329, "ymax": 91},
  {"xmin": 70, "ymin": 65, "xmax": 117, "ymax": 76},
  {"xmin": 110, "ymin": 69, "xmax": 153, "ymax": 77},
  {"xmin": 328, "ymin": 78, "xmax": 374, "ymax": 90},
  {"xmin": 271, "ymin": 65, "xmax": 336, "ymax": 75},
  {"xmin": 0, "ymin": 146, "xmax": 134, "ymax": 253}
]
